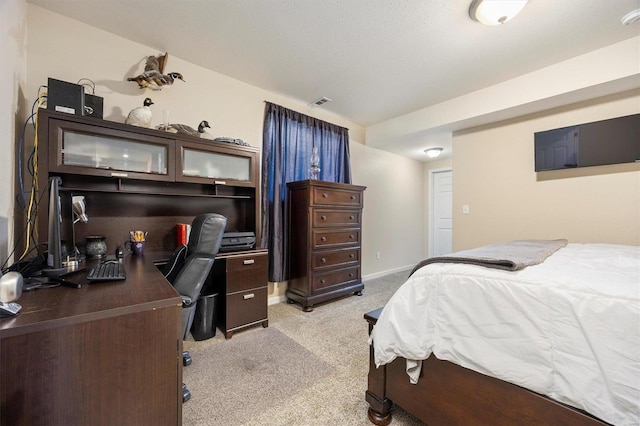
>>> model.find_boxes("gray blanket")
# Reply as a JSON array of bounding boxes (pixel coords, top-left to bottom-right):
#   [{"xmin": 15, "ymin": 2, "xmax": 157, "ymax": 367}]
[{"xmin": 409, "ymin": 239, "xmax": 568, "ymax": 276}]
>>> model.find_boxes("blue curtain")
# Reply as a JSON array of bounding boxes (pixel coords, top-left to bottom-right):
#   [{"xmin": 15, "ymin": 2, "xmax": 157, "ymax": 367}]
[{"xmin": 261, "ymin": 102, "xmax": 351, "ymax": 282}]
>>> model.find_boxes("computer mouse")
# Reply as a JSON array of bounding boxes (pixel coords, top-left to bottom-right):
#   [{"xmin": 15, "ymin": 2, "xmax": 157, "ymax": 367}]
[{"xmin": 115, "ymin": 247, "xmax": 124, "ymax": 258}]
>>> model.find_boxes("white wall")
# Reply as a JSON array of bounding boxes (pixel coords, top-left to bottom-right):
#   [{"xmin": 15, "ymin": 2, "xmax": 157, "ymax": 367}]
[
  {"xmin": 21, "ymin": 5, "xmax": 426, "ymax": 299},
  {"xmin": 453, "ymin": 90, "xmax": 640, "ymax": 250},
  {"xmin": 0, "ymin": 0, "xmax": 27, "ymax": 267},
  {"xmin": 351, "ymin": 141, "xmax": 425, "ymax": 278}
]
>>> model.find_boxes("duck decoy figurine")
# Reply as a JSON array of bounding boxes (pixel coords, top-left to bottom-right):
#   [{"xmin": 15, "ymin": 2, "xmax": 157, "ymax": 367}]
[
  {"xmin": 125, "ymin": 98, "xmax": 154, "ymax": 127},
  {"xmin": 157, "ymin": 120, "xmax": 213, "ymax": 139},
  {"xmin": 127, "ymin": 52, "xmax": 185, "ymax": 90},
  {"xmin": 198, "ymin": 120, "xmax": 214, "ymax": 140}
]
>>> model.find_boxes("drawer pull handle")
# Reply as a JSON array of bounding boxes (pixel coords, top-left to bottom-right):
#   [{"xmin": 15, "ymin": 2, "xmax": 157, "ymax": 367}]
[
  {"xmin": 350, "ymin": 195, "xmax": 356, "ymax": 200},
  {"xmin": 321, "ymin": 236, "xmax": 327, "ymax": 242},
  {"xmin": 349, "ymin": 273, "xmax": 354, "ymax": 277},
  {"xmin": 349, "ymin": 234, "xmax": 355, "ymax": 239},
  {"xmin": 243, "ymin": 259, "xmax": 255, "ymax": 265},
  {"xmin": 349, "ymin": 215, "xmax": 355, "ymax": 220},
  {"xmin": 321, "ymin": 215, "xmax": 327, "ymax": 220},
  {"xmin": 320, "ymin": 279, "xmax": 326, "ymax": 284},
  {"xmin": 321, "ymin": 258, "xmax": 327, "ymax": 263},
  {"xmin": 243, "ymin": 293, "xmax": 255, "ymax": 300},
  {"xmin": 322, "ymin": 193, "xmax": 328, "ymax": 198},
  {"xmin": 349, "ymin": 254, "xmax": 355, "ymax": 258}
]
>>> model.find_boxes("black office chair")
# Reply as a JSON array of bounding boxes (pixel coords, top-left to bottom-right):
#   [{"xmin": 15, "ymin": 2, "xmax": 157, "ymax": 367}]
[{"xmin": 162, "ymin": 213, "xmax": 226, "ymax": 403}]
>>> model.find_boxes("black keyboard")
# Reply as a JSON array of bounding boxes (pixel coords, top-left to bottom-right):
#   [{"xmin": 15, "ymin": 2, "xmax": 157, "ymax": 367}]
[{"xmin": 86, "ymin": 261, "xmax": 126, "ymax": 282}]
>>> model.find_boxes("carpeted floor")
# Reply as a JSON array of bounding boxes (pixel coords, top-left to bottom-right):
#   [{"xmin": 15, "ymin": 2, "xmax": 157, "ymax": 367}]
[{"xmin": 182, "ymin": 270, "xmax": 425, "ymax": 426}]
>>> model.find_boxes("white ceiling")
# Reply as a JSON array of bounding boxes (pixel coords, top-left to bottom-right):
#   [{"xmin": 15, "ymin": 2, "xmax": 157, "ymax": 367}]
[{"xmin": 28, "ymin": 0, "xmax": 640, "ymax": 159}]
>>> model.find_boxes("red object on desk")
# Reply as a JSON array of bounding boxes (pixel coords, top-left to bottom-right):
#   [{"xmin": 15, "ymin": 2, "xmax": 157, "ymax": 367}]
[{"xmin": 176, "ymin": 223, "xmax": 187, "ymax": 246}]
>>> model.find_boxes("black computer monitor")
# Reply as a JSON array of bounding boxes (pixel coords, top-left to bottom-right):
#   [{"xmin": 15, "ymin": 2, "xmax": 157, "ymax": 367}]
[{"xmin": 41, "ymin": 177, "xmax": 67, "ymax": 277}]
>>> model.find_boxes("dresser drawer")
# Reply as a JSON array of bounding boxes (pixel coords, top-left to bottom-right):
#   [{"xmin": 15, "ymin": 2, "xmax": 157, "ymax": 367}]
[
  {"xmin": 311, "ymin": 186, "xmax": 363, "ymax": 207},
  {"xmin": 312, "ymin": 229, "xmax": 360, "ymax": 249},
  {"xmin": 312, "ymin": 266, "xmax": 360, "ymax": 293},
  {"xmin": 312, "ymin": 209, "xmax": 361, "ymax": 227},
  {"xmin": 226, "ymin": 254, "xmax": 268, "ymax": 293},
  {"xmin": 312, "ymin": 248, "xmax": 360, "ymax": 271},
  {"xmin": 226, "ymin": 287, "xmax": 268, "ymax": 329}
]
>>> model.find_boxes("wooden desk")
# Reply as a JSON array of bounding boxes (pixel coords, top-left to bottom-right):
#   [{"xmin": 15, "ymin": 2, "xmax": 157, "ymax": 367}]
[{"xmin": 0, "ymin": 255, "xmax": 182, "ymax": 426}]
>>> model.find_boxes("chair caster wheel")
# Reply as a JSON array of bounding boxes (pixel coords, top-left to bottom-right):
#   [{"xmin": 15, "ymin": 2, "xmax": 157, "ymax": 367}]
[
  {"xmin": 182, "ymin": 383, "xmax": 191, "ymax": 403},
  {"xmin": 183, "ymin": 351, "xmax": 192, "ymax": 366}
]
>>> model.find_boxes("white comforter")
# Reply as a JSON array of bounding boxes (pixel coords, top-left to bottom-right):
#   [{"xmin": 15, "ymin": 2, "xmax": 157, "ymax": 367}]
[{"xmin": 370, "ymin": 243, "xmax": 640, "ymax": 426}]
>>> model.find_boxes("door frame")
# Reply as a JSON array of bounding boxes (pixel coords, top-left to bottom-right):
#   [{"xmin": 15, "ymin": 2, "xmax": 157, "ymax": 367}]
[{"xmin": 428, "ymin": 167, "xmax": 452, "ymax": 257}]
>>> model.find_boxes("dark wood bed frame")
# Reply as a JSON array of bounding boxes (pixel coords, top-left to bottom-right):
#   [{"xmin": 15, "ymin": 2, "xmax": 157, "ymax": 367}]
[{"xmin": 365, "ymin": 308, "xmax": 611, "ymax": 426}]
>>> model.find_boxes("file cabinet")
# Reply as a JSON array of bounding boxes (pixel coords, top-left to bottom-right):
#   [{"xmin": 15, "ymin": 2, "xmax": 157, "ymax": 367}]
[{"xmin": 212, "ymin": 250, "xmax": 269, "ymax": 338}]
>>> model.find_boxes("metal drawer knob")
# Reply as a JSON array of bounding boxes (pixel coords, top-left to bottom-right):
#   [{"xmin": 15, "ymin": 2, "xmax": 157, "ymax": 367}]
[
  {"xmin": 321, "ymin": 236, "xmax": 327, "ymax": 241},
  {"xmin": 243, "ymin": 293, "xmax": 255, "ymax": 300},
  {"xmin": 322, "ymin": 193, "xmax": 328, "ymax": 198},
  {"xmin": 321, "ymin": 258, "xmax": 327, "ymax": 263},
  {"xmin": 349, "ymin": 254, "xmax": 355, "ymax": 258},
  {"xmin": 349, "ymin": 273, "xmax": 354, "ymax": 277},
  {"xmin": 320, "ymin": 279, "xmax": 326, "ymax": 284},
  {"xmin": 350, "ymin": 195, "xmax": 356, "ymax": 200},
  {"xmin": 243, "ymin": 259, "xmax": 255, "ymax": 265},
  {"xmin": 349, "ymin": 215, "xmax": 354, "ymax": 220},
  {"xmin": 349, "ymin": 234, "xmax": 355, "ymax": 239},
  {"xmin": 321, "ymin": 215, "xmax": 327, "ymax": 220}
]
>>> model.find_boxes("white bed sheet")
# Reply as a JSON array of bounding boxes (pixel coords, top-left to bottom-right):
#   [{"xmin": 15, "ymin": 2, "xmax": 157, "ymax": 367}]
[{"xmin": 370, "ymin": 243, "xmax": 640, "ymax": 426}]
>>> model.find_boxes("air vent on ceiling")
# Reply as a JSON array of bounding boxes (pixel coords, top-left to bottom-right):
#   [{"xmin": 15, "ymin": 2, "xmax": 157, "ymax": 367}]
[{"xmin": 308, "ymin": 97, "xmax": 332, "ymax": 108}]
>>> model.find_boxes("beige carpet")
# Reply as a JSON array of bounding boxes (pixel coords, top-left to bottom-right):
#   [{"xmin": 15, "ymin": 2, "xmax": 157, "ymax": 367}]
[{"xmin": 182, "ymin": 270, "xmax": 425, "ymax": 426}]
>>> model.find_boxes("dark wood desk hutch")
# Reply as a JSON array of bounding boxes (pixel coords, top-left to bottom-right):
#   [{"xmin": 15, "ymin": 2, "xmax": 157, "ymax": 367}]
[
  {"xmin": 35, "ymin": 110, "xmax": 268, "ymax": 335},
  {"xmin": 286, "ymin": 180, "xmax": 366, "ymax": 311}
]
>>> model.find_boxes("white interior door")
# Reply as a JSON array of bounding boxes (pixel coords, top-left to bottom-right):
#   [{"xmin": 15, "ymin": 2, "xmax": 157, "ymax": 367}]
[{"xmin": 430, "ymin": 169, "xmax": 452, "ymax": 257}]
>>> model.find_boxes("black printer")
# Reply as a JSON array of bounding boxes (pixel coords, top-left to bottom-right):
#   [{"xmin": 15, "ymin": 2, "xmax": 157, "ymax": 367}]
[{"xmin": 219, "ymin": 231, "xmax": 256, "ymax": 253}]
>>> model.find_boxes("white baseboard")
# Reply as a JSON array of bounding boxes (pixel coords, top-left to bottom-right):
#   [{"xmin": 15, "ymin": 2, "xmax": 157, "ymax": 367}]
[
  {"xmin": 267, "ymin": 265, "xmax": 413, "ymax": 306},
  {"xmin": 362, "ymin": 265, "xmax": 413, "ymax": 281}
]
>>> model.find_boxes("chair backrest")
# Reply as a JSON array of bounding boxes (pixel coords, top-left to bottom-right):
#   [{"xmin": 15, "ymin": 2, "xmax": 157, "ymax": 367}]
[{"xmin": 163, "ymin": 213, "xmax": 226, "ymax": 305}]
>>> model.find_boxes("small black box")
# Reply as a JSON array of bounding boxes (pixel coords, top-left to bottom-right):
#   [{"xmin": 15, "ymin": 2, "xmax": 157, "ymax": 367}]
[{"xmin": 47, "ymin": 78, "xmax": 84, "ymax": 116}]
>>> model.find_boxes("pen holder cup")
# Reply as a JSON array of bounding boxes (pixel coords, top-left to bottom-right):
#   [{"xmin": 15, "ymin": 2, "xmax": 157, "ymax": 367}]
[{"xmin": 125, "ymin": 240, "xmax": 145, "ymax": 256}]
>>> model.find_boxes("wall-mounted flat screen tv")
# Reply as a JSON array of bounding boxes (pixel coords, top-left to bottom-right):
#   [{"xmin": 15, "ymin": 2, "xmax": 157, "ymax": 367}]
[{"xmin": 534, "ymin": 113, "xmax": 639, "ymax": 171}]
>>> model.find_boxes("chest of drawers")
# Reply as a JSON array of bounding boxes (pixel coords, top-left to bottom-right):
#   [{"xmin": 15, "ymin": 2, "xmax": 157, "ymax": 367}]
[{"xmin": 286, "ymin": 180, "xmax": 366, "ymax": 312}]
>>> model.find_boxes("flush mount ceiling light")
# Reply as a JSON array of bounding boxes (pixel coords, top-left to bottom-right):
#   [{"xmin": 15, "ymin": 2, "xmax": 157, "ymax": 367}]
[
  {"xmin": 621, "ymin": 9, "xmax": 640, "ymax": 25},
  {"xmin": 424, "ymin": 147, "xmax": 443, "ymax": 158},
  {"xmin": 469, "ymin": 0, "xmax": 529, "ymax": 26}
]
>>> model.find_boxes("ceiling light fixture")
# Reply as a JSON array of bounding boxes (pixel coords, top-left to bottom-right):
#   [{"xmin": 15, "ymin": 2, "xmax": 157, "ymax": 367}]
[
  {"xmin": 621, "ymin": 9, "xmax": 640, "ymax": 25},
  {"xmin": 424, "ymin": 148, "xmax": 443, "ymax": 158},
  {"xmin": 469, "ymin": 0, "xmax": 529, "ymax": 26}
]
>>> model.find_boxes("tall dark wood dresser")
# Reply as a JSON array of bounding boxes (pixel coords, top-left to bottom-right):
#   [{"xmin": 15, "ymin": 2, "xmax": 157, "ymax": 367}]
[{"xmin": 286, "ymin": 180, "xmax": 366, "ymax": 311}]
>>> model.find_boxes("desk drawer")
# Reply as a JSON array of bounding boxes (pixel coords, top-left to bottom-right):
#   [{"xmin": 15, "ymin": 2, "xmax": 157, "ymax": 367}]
[
  {"xmin": 226, "ymin": 287, "xmax": 267, "ymax": 329},
  {"xmin": 312, "ymin": 209, "xmax": 361, "ymax": 227},
  {"xmin": 312, "ymin": 187, "xmax": 362, "ymax": 207},
  {"xmin": 312, "ymin": 229, "xmax": 360, "ymax": 249},
  {"xmin": 312, "ymin": 266, "xmax": 360, "ymax": 293},
  {"xmin": 312, "ymin": 248, "xmax": 360, "ymax": 271},
  {"xmin": 226, "ymin": 254, "xmax": 268, "ymax": 293}
]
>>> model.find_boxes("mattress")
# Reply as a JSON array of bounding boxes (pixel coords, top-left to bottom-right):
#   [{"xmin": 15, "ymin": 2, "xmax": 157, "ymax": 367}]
[{"xmin": 370, "ymin": 243, "xmax": 640, "ymax": 426}]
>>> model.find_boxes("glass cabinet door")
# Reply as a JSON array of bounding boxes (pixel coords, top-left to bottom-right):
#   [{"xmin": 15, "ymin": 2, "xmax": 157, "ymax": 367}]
[
  {"xmin": 49, "ymin": 119, "xmax": 174, "ymax": 181},
  {"xmin": 178, "ymin": 141, "xmax": 258, "ymax": 186}
]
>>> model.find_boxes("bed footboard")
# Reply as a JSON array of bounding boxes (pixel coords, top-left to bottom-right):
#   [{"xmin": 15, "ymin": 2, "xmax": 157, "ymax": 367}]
[{"xmin": 365, "ymin": 308, "xmax": 610, "ymax": 426}]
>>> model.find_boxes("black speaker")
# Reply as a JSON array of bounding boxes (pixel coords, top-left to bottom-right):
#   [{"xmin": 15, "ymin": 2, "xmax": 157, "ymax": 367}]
[
  {"xmin": 47, "ymin": 78, "xmax": 84, "ymax": 116},
  {"xmin": 84, "ymin": 93, "xmax": 104, "ymax": 119}
]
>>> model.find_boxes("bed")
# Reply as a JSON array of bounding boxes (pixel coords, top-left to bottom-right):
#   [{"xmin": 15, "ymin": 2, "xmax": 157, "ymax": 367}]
[{"xmin": 366, "ymin": 241, "xmax": 640, "ymax": 426}]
